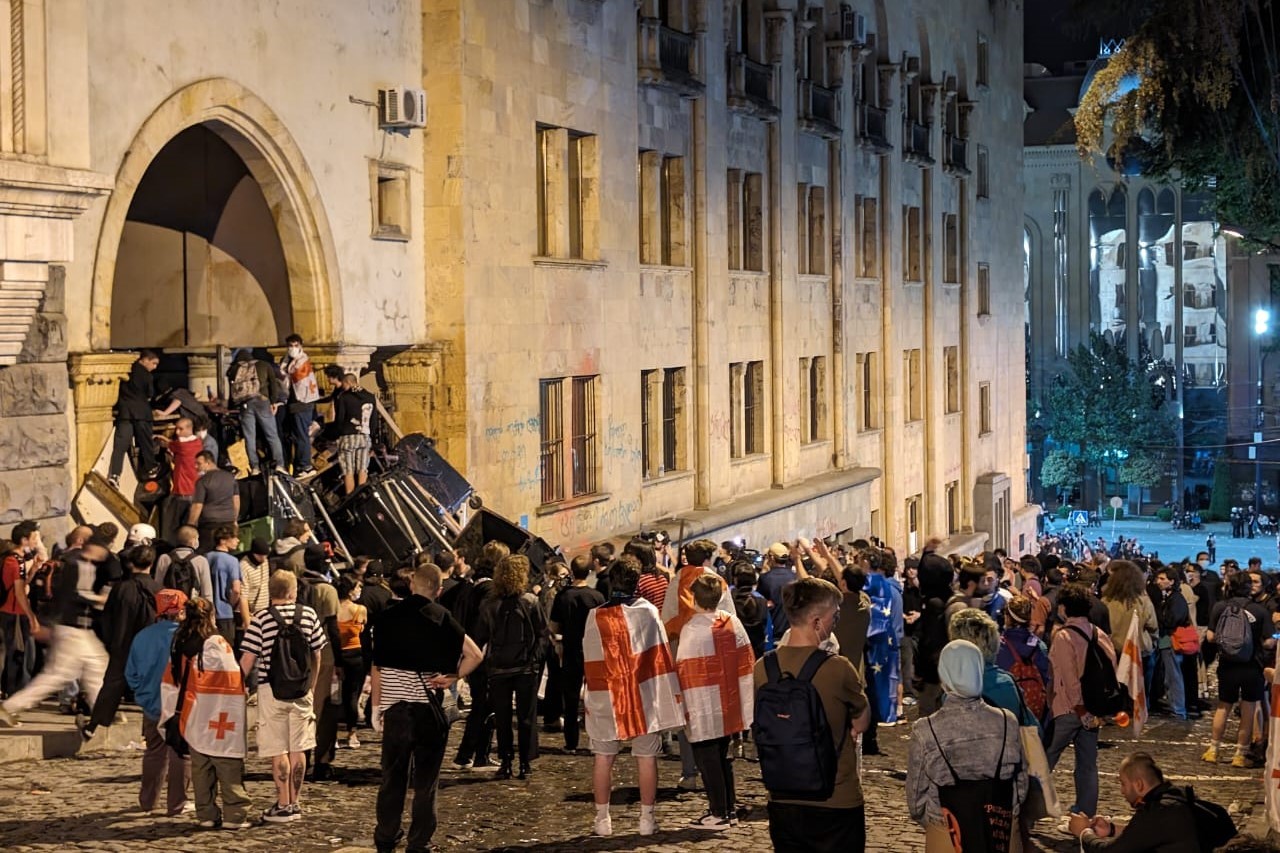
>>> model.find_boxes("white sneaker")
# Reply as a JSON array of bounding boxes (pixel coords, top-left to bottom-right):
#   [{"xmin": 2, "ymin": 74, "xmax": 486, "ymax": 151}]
[
  {"xmin": 639, "ymin": 810, "xmax": 657, "ymax": 836},
  {"xmin": 347, "ymin": 733, "xmax": 361, "ymax": 749},
  {"xmin": 593, "ymin": 812, "xmax": 612, "ymax": 837}
]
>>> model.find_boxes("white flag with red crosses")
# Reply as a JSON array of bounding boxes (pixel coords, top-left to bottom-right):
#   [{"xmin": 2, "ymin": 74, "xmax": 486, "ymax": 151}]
[
  {"xmin": 1266, "ymin": 643, "xmax": 1280, "ymax": 833},
  {"xmin": 583, "ymin": 598, "xmax": 683, "ymax": 743},
  {"xmin": 160, "ymin": 634, "xmax": 247, "ymax": 759},
  {"xmin": 675, "ymin": 610, "xmax": 755, "ymax": 742}
]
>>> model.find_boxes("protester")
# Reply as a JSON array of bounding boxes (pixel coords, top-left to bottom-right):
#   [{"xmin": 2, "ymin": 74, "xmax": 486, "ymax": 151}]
[
  {"xmin": 863, "ymin": 549, "xmax": 904, "ymax": 724},
  {"xmin": 948, "ymin": 608, "xmax": 1040, "ymax": 728},
  {"xmin": 995, "ymin": 595, "xmax": 1051, "ymax": 727},
  {"xmin": 238, "ymin": 538, "xmax": 272, "ymax": 627},
  {"xmin": 155, "ymin": 526, "xmax": 214, "ymax": 601},
  {"xmin": 1046, "ymin": 583, "xmax": 1116, "ymax": 817},
  {"xmin": 0, "ymin": 536, "xmax": 112, "ymax": 728},
  {"xmin": 548, "ymin": 553, "xmax": 605, "ymax": 753},
  {"xmin": 108, "ymin": 349, "xmax": 160, "ymax": 490},
  {"xmin": 187, "ymin": 452, "xmax": 240, "ymax": 552},
  {"xmin": 474, "ymin": 554, "xmax": 547, "ymax": 780},
  {"xmin": 1067, "ymin": 753, "xmax": 1200, "ymax": 851},
  {"xmin": 1102, "ymin": 560, "xmax": 1158, "ymax": 694},
  {"xmin": 125, "ymin": 588, "xmax": 191, "ymax": 816},
  {"xmin": 755, "ymin": 577, "xmax": 869, "ymax": 852},
  {"xmin": 585, "ymin": 555, "xmax": 683, "ymax": 837},
  {"xmin": 82, "ymin": 544, "xmax": 162, "ymax": 740},
  {"xmin": 0, "ymin": 522, "xmax": 43, "ymax": 696},
  {"xmin": 334, "ymin": 575, "xmax": 367, "ymax": 749},
  {"xmin": 163, "ymin": 416, "xmax": 203, "ymax": 541},
  {"xmin": 279, "ymin": 334, "xmax": 320, "ymax": 476},
  {"xmin": 370, "ymin": 561, "xmax": 483, "ymax": 853},
  {"xmin": 161, "ymin": 597, "xmax": 250, "ymax": 829},
  {"xmin": 207, "ymin": 525, "xmax": 248, "ymax": 645},
  {"xmin": 907, "ymin": 639, "xmax": 1027, "ymax": 852},
  {"xmin": 675, "ymin": 574, "xmax": 755, "ymax": 829},
  {"xmin": 757, "ymin": 542, "xmax": 798, "ymax": 636},
  {"xmin": 1150, "ymin": 565, "xmax": 1190, "ymax": 720},
  {"xmin": 238, "ymin": 570, "xmax": 327, "ymax": 823},
  {"xmin": 333, "ymin": 372, "xmax": 376, "ymax": 494},
  {"xmin": 227, "ymin": 348, "xmax": 285, "ymax": 475},
  {"xmin": 1203, "ymin": 572, "xmax": 1270, "ymax": 767},
  {"xmin": 451, "ymin": 541, "xmax": 505, "ymax": 771}
]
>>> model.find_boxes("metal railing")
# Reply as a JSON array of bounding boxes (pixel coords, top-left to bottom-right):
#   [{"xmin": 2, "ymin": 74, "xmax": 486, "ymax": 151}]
[
  {"xmin": 904, "ymin": 119, "xmax": 931, "ymax": 158},
  {"xmin": 727, "ymin": 51, "xmax": 776, "ymax": 111},
  {"xmin": 801, "ymin": 80, "xmax": 838, "ymax": 126},
  {"xmin": 944, "ymin": 133, "xmax": 968, "ymax": 171},
  {"xmin": 857, "ymin": 102, "xmax": 889, "ymax": 146},
  {"xmin": 658, "ymin": 24, "xmax": 694, "ymax": 76}
]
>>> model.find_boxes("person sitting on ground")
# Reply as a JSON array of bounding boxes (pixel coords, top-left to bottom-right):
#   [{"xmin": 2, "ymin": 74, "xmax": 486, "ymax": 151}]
[{"xmin": 1067, "ymin": 752, "xmax": 1202, "ymax": 852}]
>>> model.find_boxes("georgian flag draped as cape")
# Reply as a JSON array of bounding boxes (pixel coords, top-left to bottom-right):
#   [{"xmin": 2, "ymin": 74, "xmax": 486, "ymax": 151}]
[
  {"xmin": 583, "ymin": 598, "xmax": 684, "ymax": 743},
  {"xmin": 676, "ymin": 610, "xmax": 755, "ymax": 742},
  {"xmin": 159, "ymin": 634, "xmax": 247, "ymax": 759}
]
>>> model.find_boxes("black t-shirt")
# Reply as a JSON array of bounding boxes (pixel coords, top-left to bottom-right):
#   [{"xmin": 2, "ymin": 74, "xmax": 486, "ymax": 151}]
[
  {"xmin": 1208, "ymin": 597, "xmax": 1271, "ymax": 668},
  {"xmin": 550, "ymin": 584, "xmax": 605, "ymax": 655},
  {"xmin": 115, "ymin": 360, "xmax": 155, "ymax": 421},
  {"xmin": 370, "ymin": 593, "xmax": 466, "ymax": 673}
]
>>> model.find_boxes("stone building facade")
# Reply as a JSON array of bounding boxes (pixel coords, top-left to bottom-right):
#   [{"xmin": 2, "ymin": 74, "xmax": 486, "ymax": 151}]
[{"xmin": 2, "ymin": 0, "xmax": 1034, "ymax": 558}]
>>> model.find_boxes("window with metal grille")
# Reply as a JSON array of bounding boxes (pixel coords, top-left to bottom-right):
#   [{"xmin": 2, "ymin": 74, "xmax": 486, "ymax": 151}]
[
  {"xmin": 979, "ymin": 381, "xmax": 992, "ymax": 435},
  {"xmin": 944, "ymin": 346, "xmax": 960, "ymax": 414},
  {"xmin": 539, "ymin": 379, "xmax": 564, "ymax": 504},
  {"xmin": 745, "ymin": 360, "xmax": 764, "ymax": 454},
  {"xmin": 571, "ymin": 376, "xmax": 598, "ymax": 496}
]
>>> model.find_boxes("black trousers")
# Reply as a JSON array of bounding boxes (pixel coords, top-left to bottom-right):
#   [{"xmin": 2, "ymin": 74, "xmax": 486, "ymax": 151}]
[
  {"xmin": 489, "ymin": 670, "xmax": 538, "ymax": 764},
  {"xmin": 690, "ymin": 736, "xmax": 734, "ymax": 817},
  {"xmin": 375, "ymin": 701, "xmax": 448, "ymax": 851},
  {"xmin": 540, "ymin": 652, "xmax": 563, "ymax": 724},
  {"xmin": 88, "ymin": 655, "xmax": 129, "ymax": 729},
  {"xmin": 767, "ymin": 803, "xmax": 866, "ymax": 853},
  {"xmin": 340, "ymin": 649, "xmax": 365, "ymax": 730},
  {"xmin": 862, "ymin": 649, "xmax": 880, "ymax": 751},
  {"xmin": 560, "ymin": 653, "xmax": 586, "ymax": 750},
  {"xmin": 109, "ymin": 418, "xmax": 157, "ymax": 481},
  {"xmin": 0, "ymin": 612, "xmax": 34, "ymax": 696},
  {"xmin": 455, "ymin": 665, "xmax": 493, "ymax": 764}
]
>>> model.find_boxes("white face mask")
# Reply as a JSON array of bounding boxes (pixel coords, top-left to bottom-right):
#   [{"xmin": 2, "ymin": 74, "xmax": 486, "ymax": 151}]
[{"xmin": 287, "ymin": 346, "xmax": 301, "ymax": 358}]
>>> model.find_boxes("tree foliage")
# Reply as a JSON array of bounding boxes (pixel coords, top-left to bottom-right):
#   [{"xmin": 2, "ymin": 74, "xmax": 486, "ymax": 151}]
[
  {"xmin": 1073, "ymin": 0, "xmax": 1280, "ymax": 241},
  {"xmin": 1040, "ymin": 449, "xmax": 1083, "ymax": 490},
  {"xmin": 1118, "ymin": 454, "xmax": 1164, "ymax": 487},
  {"xmin": 1041, "ymin": 334, "xmax": 1177, "ymax": 477}
]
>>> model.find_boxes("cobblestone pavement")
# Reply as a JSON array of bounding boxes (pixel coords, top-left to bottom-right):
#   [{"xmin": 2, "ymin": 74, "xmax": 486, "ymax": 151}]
[{"xmin": 0, "ymin": 705, "xmax": 1269, "ymax": 852}]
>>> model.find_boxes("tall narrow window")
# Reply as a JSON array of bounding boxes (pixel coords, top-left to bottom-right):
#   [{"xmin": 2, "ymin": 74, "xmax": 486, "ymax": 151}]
[
  {"xmin": 797, "ymin": 183, "xmax": 810, "ymax": 274},
  {"xmin": 808, "ymin": 186, "xmax": 826, "ymax": 275},
  {"xmin": 567, "ymin": 132, "xmax": 584, "ymax": 258},
  {"xmin": 729, "ymin": 362, "xmax": 745, "ymax": 458},
  {"xmin": 662, "ymin": 367, "xmax": 686, "ymax": 472},
  {"xmin": 745, "ymin": 360, "xmax": 765, "ymax": 453},
  {"xmin": 537, "ymin": 125, "xmax": 598, "ymax": 260},
  {"xmin": 906, "ymin": 493, "xmax": 922, "ymax": 552},
  {"xmin": 976, "ymin": 35, "xmax": 990, "ymax": 87},
  {"xmin": 638, "ymin": 150, "xmax": 661, "ymax": 264},
  {"xmin": 979, "ymin": 381, "xmax": 992, "ymax": 435},
  {"xmin": 977, "ymin": 263, "xmax": 991, "ymax": 316},
  {"xmin": 799, "ymin": 357, "xmax": 812, "ymax": 439},
  {"xmin": 539, "ymin": 379, "xmax": 565, "ymax": 504},
  {"xmin": 744, "ymin": 172, "xmax": 765, "ymax": 271},
  {"xmin": 946, "ymin": 480, "xmax": 960, "ymax": 534},
  {"xmin": 727, "ymin": 169, "xmax": 743, "ymax": 270},
  {"xmin": 944, "ymin": 346, "xmax": 960, "ymax": 413},
  {"xmin": 662, "ymin": 156, "xmax": 686, "ymax": 265},
  {"xmin": 809, "ymin": 355, "xmax": 828, "ymax": 441},
  {"xmin": 905, "ymin": 348, "xmax": 922, "ymax": 421},
  {"xmin": 977, "ymin": 145, "xmax": 990, "ymax": 199},
  {"xmin": 905, "ymin": 206, "xmax": 922, "ymax": 281},
  {"xmin": 858, "ymin": 351, "xmax": 882, "ymax": 430},
  {"xmin": 943, "ymin": 213, "xmax": 960, "ymax": 283},
  {"xmin": 570, "ymin": 376, "xmax": 599, "ymax": 496},
  {"xmin": 859, "ymin": 196, "xmax": 879, "ymax": 277},
  {"xmin": 641, "ymin": 369, "xmax": 659, "ymax": 477}
]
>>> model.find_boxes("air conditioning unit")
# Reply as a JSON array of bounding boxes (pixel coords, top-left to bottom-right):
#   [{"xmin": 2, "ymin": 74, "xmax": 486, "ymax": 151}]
[
  {"xmin": 841, "ymin": 7, "xmax": 868, "ymax": 46},
  {"xmin": 377, "ymin": 87, "xmax": 427, "ymax": 129}
]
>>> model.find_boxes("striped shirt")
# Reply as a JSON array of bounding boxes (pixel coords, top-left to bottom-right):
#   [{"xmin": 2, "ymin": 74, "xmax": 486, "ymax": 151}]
[
  {"xmin": 240, "ymin": 603, "xmax": 326, "ymax": 680},
  {"xmin": 637, "ymin": 572, "xmax": 670, "ymax": 611},
  {"xmin": 377, "ymin": 667, "xmax": 440, "ymax": 708}
]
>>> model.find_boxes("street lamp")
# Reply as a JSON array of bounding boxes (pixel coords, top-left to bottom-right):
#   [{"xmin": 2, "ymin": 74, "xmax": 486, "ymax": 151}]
[{"xmin": 1256, "ymin": 308, "xmax": 1272, "ymax": 523}]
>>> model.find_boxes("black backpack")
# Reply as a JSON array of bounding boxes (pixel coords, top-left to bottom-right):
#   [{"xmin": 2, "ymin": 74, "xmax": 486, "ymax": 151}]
[
  {"xmin": 753, "ymin": 649, "xmax": 841, "ymax": 801},
  {"xmin": 487, "ymin": 596, "xmax": 536, "ymax": 672},
  {"xmin": 1065, "ymin": 625, "xmax": 1131, "ymax": 717},
  {"xmin": 164, "ymin": 550, "xmax": 199, "ymax": 598},
  {"xmin": 267, "ymin": 605, "xmax": 313, "ymax": 700},
  {"xmin": 1159, "ymin": 786, "xmax": 1237, "ymax": 851}
]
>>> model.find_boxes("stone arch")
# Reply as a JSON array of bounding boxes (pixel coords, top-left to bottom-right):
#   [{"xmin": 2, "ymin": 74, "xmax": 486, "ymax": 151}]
[{"xmin": 90, "ymin": 77, "xmax": 341, "ymax": 352}]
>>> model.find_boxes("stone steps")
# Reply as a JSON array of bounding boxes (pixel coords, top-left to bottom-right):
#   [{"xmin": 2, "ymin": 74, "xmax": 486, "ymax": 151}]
[{"xmin": 0, "ymin": 703, "xmax": 141, "ymax": 763}]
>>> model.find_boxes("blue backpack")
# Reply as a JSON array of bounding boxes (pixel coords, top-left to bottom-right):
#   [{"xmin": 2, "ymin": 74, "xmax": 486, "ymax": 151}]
[{"xmin": 753, "ymin": 650, "xmax": 841, "ymax": 800}]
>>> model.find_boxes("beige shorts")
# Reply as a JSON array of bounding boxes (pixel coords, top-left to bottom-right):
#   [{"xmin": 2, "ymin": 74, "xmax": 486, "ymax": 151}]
[
  {"xmin": 256, "ymin": 683, "xmax": 316, "ymax": 758},
  {"xmin": 590, "ymin": 731, "xmax": 663, "ymax": 758}
]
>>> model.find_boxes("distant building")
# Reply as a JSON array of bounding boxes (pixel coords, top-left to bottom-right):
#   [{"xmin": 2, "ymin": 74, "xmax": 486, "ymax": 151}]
[{"xmin": 1024, "ymin": 42, "xmax": 1278, "ymax": 513}]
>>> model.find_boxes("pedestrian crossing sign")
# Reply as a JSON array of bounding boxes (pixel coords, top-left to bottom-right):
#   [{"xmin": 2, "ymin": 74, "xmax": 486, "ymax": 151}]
[{"xmin": 1069, "ymin": 510, "xmax": 1090, "ymax": 527}]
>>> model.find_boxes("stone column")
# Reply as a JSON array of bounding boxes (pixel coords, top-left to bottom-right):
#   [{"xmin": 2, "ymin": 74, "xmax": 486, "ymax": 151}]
[
  {"xmin": 305, "ymin": 344, "xmax": 377, "ymax": 393},
  {"xmin": 68, "ymin": 351, "xmax": 135, "ymax": 482},
  {"xmin": 187, "ymin": 354, "xmax": 220, "ymax": 399},
  {"xmin": 382, "ymin": 343, "xmax": 447, "ymax": 439}
]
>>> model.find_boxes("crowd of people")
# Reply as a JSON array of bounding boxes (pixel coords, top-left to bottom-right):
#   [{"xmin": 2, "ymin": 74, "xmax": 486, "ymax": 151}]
[{"xmin": 0, "ymin": 509, "xmax": 1276, "ymax": 851}]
